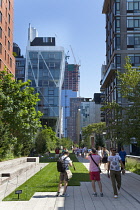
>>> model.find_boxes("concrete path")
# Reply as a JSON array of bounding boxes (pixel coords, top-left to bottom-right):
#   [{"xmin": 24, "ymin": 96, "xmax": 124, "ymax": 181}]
[{"xmin": 0, "ymin": 156, "xmax": 140, "ymax": 210}]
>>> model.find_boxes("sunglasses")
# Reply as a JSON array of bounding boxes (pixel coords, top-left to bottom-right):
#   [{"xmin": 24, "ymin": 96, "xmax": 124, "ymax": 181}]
[{"xmin": 112, "ymin": 149, "xmax": 116, "ymax": 151}]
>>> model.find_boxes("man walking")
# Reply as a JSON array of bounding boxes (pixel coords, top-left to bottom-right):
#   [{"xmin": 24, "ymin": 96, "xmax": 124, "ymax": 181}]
[
  {"xmin": 56, "ymin": 151, "xmax": 72, "ymax": 197},
  {"xmin": 108, "ymin": 148, "xmax": 125, "ymax": 198},
  {"xmin": 119, "ymin": 147, "xmax": 127, "ymax": 170},
  {"xmin": 85, "ymin": 148, "xmax": 103, "ymax": 197}
]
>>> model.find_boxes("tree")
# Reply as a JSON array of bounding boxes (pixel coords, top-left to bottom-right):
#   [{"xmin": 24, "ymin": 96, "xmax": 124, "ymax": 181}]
[
  {"xmin": 82, "ymin": 122, "xmax": 106, "ymax": 148},
  {"xmin": 0, "ymin": 70, "xmax": 43, "ymax": 158},
  {"xmin": 35, "ymin": 127, "xmax": 57, "ymax": 154},
  {"xmin": 102, "ymin": 57, "xmax": 140, "ymax": 146}
]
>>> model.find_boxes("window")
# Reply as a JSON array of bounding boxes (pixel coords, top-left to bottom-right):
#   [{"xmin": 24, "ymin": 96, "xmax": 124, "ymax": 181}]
[
  {"xmin": 128, "ymin": 54, "xmax": 140, "ymax": 66},
  {"xmin": 49, "ymin": 53, "xmax": 55, "ymax": 59},
  {"xmin": 5, "ymin": 21, "xmax": 7, "ymax": 31},
  {"xmin": 0, "ymin": 27, "xmax": 2, "ymax": 38},
  {"xmin": 115, "ymin": 1, "xmax": 120, "ymax": 14},
  {"xmin": 5, "ymin": 36, "xmax": 6, "ymax": 45},
  {"xmin": 127, "ymin": 17, "xmax": 140, "ymax": 30},
  {"xmin": 8, "ymin": 13, "xmax": 10, "ymax": 24},
  {"xmin": 0, "ymin": 12, "xmax": 2, "ymax": 22},
  {"xmin": 8, "ymin": 27, "xmax": 10, "ymax": 37},
  {"xmin": 127, "ymin": 34, "xmax": 140, "ymax": 48},
  {"xmin": 127, "ymin": 1, "xmax": 140, "ymax": 12},
  {"xmin": 0, "ymin": 43, "xmax": 2, "ymax": 54},
  {"xmin": 8, "ymin": 41, "xmax": 10, "ymax": 50},
  {"xmin": 5, "ymin": 50, "xmax": 6, "ymax": 60},
  {"xmin": 10, "ymin": 58, "xmax": 12, "ymax": 67},
  {"xmin": 115, "ymin": 55, "xmax": 121, "ymax": 67},
  {"xmin": 8, "ymin": 0, "xmax": 10, "ymax": 10},
  {"xmin": 48, "ymin": 90, "xmax": 54, "ymax": 95},
  {"xmin": 115, "ymin": 17, "xmax": 120, "ymax": 32}
]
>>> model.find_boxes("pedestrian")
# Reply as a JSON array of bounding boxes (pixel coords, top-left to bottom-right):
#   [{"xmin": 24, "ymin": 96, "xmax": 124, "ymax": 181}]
[
  {"xmin": 97, "ymin": 146, "xmax": 102, "ymax": 166},
  {"xmin": 55, "ymin": 147, "xmax": 60, "ymax": 159},
  {"xmin": 56, "ymin": 151, "xmax": 73, "ymax": 197},
  {"xmin": 108, "ymin": 148, "xmax": 125, "ymax": 198},
  {"xmin": 119, "ymin": 147, "xmax": 127, "ymax": 171},
  {"xmin": 85, "ymin": 148, "xmax": 103, "ymax": 197},
  {"xmin": 102, "ymin": 147, "xmax": 109, "ymax": 171}
]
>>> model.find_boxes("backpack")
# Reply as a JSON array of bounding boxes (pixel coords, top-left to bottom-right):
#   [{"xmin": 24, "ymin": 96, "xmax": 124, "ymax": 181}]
[
  {"xmin": 103, "ymin": 151, "xmax": 108, "ymax": 158},
  {"xmin": 57, "ymin": 156, "xmax": 67, "ymax": 172}
]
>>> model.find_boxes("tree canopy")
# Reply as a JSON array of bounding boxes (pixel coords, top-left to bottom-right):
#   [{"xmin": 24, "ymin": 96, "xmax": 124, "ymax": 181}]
[{"xmin": 0, "ymin": 70, "xmax": 43, "ymax": 158}]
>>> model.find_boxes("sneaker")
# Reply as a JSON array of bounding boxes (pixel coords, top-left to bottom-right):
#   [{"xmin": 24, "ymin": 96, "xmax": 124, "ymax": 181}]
[
  {"xmin": 92, "ymin": 192, "xmax": 97, "ymax": 197},
  {"xmin": 114, "ymin": 195, "xmax": 118, "ymax": 198},
  {"xmin": 100, "ymin": 192, "xmax": 103, "ymax": 197},
  {"xmin": 61, "ymin": 193, "xmax": 69, "ymax": 197},
  {"xmin": 56, "ymin": 192, "xmax": 60, "ymax": 197}
]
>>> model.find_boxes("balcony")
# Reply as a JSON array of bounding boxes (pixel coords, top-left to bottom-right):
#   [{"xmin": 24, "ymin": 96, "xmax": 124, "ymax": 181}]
[{"xmin": 101, "ymin": 63, "xmax": 116, "ymax": 88}]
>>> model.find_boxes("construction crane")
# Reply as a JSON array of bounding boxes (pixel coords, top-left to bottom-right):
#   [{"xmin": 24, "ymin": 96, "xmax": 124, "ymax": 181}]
[{"xmin": 69, "ymin": 45, "xmax": 81, "ymax": 97}]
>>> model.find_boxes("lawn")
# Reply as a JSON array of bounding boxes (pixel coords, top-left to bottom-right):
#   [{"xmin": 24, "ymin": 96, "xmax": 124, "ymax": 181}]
[
  {"xmin": 125, "ymin": 157, "xmax": 140, "ymax": 175},
  {"xmin": 3, "ymin": 153, "xmax": 90, "ymax": 201}
]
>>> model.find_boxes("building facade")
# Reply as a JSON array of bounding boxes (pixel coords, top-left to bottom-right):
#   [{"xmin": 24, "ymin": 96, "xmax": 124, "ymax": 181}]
[
  {"xmin": 61, "ymin": 63, "xmax": 79, "ymax": 137},
  {"xmin": 0, "ymin": 0, "xmax": 15, "ymax": 75},
  {"xmin": 13, "ymin": 43, "xmax": 25, "ymax": 82},
  {"xmin": 67, "ymin": 97, "xmax": 84, "ymax": 143},
  {"xmin": 81, "ymin": 98, "xmax": 101, "ymax": 128},
  {"xmin": 101, "ymin": 0, "xmax": 140, "ymax": 152},
  {"xmin": 25, "ymin": 25, "xmax": 65, "ymax": 136}
]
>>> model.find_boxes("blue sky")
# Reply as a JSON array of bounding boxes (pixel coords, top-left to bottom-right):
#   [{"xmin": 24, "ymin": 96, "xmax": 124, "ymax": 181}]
[{"xmin": 14, "ymin": 0, "xmax": 105, "ymax": 98}]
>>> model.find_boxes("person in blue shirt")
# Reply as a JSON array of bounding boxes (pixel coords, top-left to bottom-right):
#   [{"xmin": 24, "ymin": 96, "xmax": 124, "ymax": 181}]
[{"xmin": 119, "ymin": 147, "xmax": 127, "ymax": 170}]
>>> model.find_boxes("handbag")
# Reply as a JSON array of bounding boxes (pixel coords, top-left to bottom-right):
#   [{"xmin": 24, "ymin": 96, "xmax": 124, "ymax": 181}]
[
  {"xmin": 66, "ymin": 169, "xmax": 73, "ymax": 180},
  {"xmin": 90, "ymin": 154, "xmax": 102, "ymax": 173}
]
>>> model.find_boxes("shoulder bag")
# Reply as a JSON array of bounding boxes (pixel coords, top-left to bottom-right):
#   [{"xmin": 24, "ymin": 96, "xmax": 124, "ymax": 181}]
[{"xmin": 90, "ymin": 154, "xmax": 102, "ymax": 173}]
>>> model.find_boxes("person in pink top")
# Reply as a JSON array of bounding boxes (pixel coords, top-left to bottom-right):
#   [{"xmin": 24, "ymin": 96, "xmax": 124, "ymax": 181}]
[{"xmin": 85, "ymin": 148, "xmax": 103, "ymax": 197}]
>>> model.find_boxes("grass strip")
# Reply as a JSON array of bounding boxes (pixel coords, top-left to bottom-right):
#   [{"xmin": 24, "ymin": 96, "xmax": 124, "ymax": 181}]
[
  {"xmin": 3, "ymin": 153, "xmax": 90, "ymax": 201},
  {"xmin": 126, "ymin": 157, "xmax": 140, "ymax": 175}
]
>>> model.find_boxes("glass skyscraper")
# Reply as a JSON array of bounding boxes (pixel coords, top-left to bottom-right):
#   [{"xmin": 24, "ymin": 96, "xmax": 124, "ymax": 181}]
[{"xmin": 25, "ymin": 25, "xmax": 65, "ymax": 136}]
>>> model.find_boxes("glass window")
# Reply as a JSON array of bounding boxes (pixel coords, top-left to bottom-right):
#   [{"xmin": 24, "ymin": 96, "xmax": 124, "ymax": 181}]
[
  {"xmin": 134, "ymin": 19, "xmax": 139, "ymax": 27},
  {"xmin": 134, "ymin": 2, "xmax": 139, "ymax": 10},
  {"xmin": 128, "ymin": 2, "xmax": 133, "ymax": 10},
  {"xmin": 128, "ymin": 19, "xmax": 133, "ymax": 27}
]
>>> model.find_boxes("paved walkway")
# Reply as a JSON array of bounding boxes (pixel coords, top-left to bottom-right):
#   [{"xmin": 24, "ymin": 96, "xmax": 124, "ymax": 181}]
[{"xmin": 0, "ymin": 156, "xmax": 140, "ymax": 209}]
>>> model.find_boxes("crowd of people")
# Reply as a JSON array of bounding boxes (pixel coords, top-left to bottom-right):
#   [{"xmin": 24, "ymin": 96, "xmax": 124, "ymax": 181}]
[{"xmin": 56, "ymin": 145, "xmax": 127, "ymax": 199}]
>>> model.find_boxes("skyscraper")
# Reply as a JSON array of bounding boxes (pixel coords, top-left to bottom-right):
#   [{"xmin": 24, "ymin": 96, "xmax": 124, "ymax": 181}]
[
  {"xmin": 61, "ymin": 62, "xmax": 79, "ymax": 137},
  {"xmin": 0, "ymin": 0, "xmax": 15, "ymax": 75},
  {"xmin": 25, "ymin": 25, "xmax": 65, "ymax": 136}
]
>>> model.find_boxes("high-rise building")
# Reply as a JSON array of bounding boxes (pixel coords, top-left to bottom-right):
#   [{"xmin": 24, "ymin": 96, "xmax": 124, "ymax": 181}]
[
  {"xmin": 0, "ymin": 0, "xmax": 15, "ymax": 75},
  {"xmin": 67, "ymin": 97, "xmax": 84, "ymax": 143},
  {"xmin": 61, "ymin": 62, "xmax": 79, "ymax": 137},
  {"xmin": 81, "ymin": 97, "xmax": 101, "ymax": 128},
  {"xmin": 13, "ymin": 43, "xmax": 25, "ymax": 82},
  {"xmin": 25, "ymin": 25, "xmax": 65, "ymax": 136},
  {"xmin": 101, "ymin": 0, "xmax": 140, "ymax": 151}
]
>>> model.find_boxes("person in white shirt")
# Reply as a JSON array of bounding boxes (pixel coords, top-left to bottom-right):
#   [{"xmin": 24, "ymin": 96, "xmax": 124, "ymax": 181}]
[{"xmin": 108, "ymin": 148, "xmax": 125, "ymax": 198}]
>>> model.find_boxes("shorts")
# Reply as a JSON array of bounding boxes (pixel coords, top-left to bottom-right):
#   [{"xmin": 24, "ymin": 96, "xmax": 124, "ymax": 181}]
[
  {"xmin": 60, "ymin": 172, "xmax": 68, "ymax": 182},
  {"xmin": 102, "ymin": 157, "xmax": 108, "ymax": 163},
  {"xmin": 90, "ymin": 171, "xmax": 100, "ymax": 181}
]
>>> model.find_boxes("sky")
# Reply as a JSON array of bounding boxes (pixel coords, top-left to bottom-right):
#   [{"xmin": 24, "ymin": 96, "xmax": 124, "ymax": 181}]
[{"xmin": 14, "ymin": 0, "xmax": 106, "ymax": 99}]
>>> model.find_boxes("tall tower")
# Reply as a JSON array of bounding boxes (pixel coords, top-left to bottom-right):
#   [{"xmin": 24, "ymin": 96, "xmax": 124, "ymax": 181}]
[
  {"xmin": 0, "ymin": 0, "xmax": 15, "ymax": 75},
  {"xmin": 25, "ymin": 25, "xmax": 65, "ymax": 136},
  {"xmin": 61, "ymin": 62, "xmax": 79, "ymax": 137}
]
